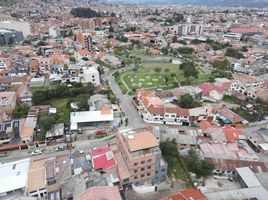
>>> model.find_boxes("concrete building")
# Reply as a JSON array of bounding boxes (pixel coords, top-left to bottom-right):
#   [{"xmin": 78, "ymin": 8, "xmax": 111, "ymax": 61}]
[
  {"xmin": 0, "ymin": 28, "xmax": 23, "ymax": 46},
  {"xmin": 116, "ymin": 128, "xmax": 168, "ymax": 186},
  {"xmin": 169, "ymin": 24, "xmax": 203, "ymax": 36},
  {"xmin": 76, "ymin": 32, "xmax": 93, "ymax": 51},
  {"xmin": 83, "ymin": 67, "xmax": 100, "ymax": 86},
  {"xmin": 0, "ymin": 20, "xmax": 31, "ymax": 37},
  {"xmin": 0, "ymin": 159, "xmax": 30, "ymax": 197}
]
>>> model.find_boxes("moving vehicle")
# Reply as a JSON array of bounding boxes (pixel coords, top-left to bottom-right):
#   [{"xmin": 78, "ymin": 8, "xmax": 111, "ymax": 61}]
[{"xmin": 31, "ymin": 149, "xmax": 42, "ymax": 156}]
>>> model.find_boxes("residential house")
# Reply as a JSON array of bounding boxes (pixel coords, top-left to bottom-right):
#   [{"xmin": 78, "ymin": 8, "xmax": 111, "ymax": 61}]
[
  {"xmin": 75, "ymin": 186, "xmax": 122, "ymax": 200},
  {"xmin": 75, "ymin": 49, "xmax": 91, "ymax": 61},
  {"xmin": 30, "ymin": 59, "xmax": 40, "ymax": 74},
  {"xmin": 39, "ymin": 58, "xmax": 51, "ymax": 73},
  {"xmin": 199, "ymin": 84, "xmax": 225, "ymax": 101},
  {"xmin": 160, "ymin": 189, "xmax": 207, "ymax": 200},
  {"xmin": 46, "ymin": 123, "xmax": 65, "ymax": 142}
]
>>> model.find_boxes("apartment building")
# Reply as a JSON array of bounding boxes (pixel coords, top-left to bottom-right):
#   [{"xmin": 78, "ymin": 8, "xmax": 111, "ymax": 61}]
[
  {"xmin": 116, "ymin": 128, "xmax": 167, "ymax": 186},
  {"xmin": 76, "ymin": 32, "xmax": 94, "ymax": 52},
  {"xmin": 169, "ymin": 24, "xmax": 203, "ymax": 36}
]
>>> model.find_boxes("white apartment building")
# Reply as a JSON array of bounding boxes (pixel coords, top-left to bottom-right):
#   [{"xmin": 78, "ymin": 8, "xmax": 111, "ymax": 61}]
[{"xmin": 83, "ymin": 67, "xmax": 100, "ymax": 86}]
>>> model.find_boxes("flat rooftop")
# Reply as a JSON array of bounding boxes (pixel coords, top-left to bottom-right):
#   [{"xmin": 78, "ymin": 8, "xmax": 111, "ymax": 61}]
[
  {"xmin": 119, "ymin": 129, "xmax": 158, "ymax": 152},
  {"xmin": 0, "ymin": 159, "xmax": 30, "ymax": 194}
]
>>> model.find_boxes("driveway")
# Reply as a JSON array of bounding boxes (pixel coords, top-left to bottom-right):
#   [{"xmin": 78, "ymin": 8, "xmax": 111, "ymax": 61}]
[{"xmin": 107, "ymin": 75, "xmax": 146, "ymax": 129}]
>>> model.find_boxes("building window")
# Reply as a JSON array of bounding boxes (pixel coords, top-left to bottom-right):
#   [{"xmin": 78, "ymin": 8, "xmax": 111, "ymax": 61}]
[
  {"xmin": 141, "ymin": 161, "xmax": 145, "ymax": 165},
  {"xmin": 161, "ymin": 168, "xmax": 166, "ymax": 172},
  {"xmin": 147, "ymin": 159, "xmax": 152, "ymax": 163},
  {"xmin": 134, "ymin": 176, "xmax": 138, "ymax": 180},
  {"xmin": 134, "ymin": 162, "xmax": 138, "ymax": 166},
  {"xmin": 141, "ymin": 167, "xmax": 145, "ymax": 171},
  {"xmin": 147, "ymin": 172, "xmax": 151, "ymax": 176},
  {"xmin": 155, "ymin": 170, "xmax": 158, "ymax": 174},
  {"xmin": 141, "ymin": 174, "xmax": 145, "ymax": 178},
  {"xmin": 147, "ymin": 166, "xmax": 151, "ymax": 170},
  {"xmin": 134, "ymin": 169, "xmax": 138, "ymax": 173}
]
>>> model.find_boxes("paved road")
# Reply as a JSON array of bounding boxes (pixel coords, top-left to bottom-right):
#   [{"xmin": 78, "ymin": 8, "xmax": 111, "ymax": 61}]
[
  {"xmin": 107, "ymin": 75, "xmax": 146, "ymax": 129},
  {"xmin": 0, "ymin": 138, "xmax": 114, "ymax": 163}
]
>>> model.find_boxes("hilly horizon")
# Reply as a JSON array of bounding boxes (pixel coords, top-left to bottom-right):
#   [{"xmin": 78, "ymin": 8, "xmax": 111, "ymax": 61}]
[{"xmin": 100, "ymin": 0, "xmax": 268, "ymax": 7}]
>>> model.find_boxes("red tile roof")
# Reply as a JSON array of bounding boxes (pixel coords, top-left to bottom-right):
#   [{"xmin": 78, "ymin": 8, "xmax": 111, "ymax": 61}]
[
  {"xmin": 223, "ymin": 126, "xmax": 244, "ymax": 142},
  {"xmin": 159, "ymin": 189, "xmax": 207, "ymax": 200},
  {"xmin": 75, "ymin": 186, "xmax": 122, "ymax": 200},
  {"xmin": 230, "ymin": 27, "xmax": 258, "ymax": 34}
]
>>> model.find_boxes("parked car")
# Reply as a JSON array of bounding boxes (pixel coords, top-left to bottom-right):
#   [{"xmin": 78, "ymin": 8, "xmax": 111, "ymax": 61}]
[
  {"xmin": 31, "ymin": 150, "xmax": 42, "ymax": 156},
  {"xmin": 55, "ymin": 146, "xmax": 65, "ymax": 151},
  {"xmin": 95, "ymin": 130, "xmax": 106, "ymax": 135}
]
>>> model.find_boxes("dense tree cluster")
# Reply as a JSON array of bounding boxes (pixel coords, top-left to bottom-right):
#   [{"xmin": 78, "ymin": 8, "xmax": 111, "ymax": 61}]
[
  {"xmin": 70, "ymin": 7, "xmax": 101, "ymax": 18},
  {"xmin": 160, "ymin": 140, "xmax": 214, "ymax": 179},
  {"xmin": 32, "ymin": 83, "xmax": 95, "ymax": 105},
  {"xmin": 225, "ymin": 48, "xmax": 245, "ymax": 59},
  {"xmin": 211, "ymin": 59, "xmax": 231, "ymax": 70},
  {"xmin": 178, "ymin": 47, "xmax": 194, "ymax": 55}
]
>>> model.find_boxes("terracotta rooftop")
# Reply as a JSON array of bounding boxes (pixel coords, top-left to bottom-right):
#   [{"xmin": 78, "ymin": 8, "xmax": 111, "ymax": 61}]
[
  {"xmin": 75, "ymin": 186, "xmax": 122, "ymax": 200},
  {"xmin": 27, "ymin": 159, "xmax": 47, "ymax": 193},
  {"xmin": 124, "ymin": 130, "xmax": 158, "ymax": 152}
]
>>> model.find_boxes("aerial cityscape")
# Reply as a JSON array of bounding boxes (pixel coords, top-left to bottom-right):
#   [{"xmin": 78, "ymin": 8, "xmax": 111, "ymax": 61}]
[{"xmin": 1, "ymin": 0, "xmax": 268, "ymax": 199}]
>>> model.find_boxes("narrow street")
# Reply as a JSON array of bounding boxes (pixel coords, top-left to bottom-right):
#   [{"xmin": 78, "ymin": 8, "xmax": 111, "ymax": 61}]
[{"xmin": 107, "ymin": 75, "xmax": 146, "ymax": 129}]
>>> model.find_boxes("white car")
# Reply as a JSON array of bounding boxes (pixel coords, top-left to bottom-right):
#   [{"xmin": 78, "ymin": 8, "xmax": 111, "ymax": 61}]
[
  {"xmin": 31, "ymin": 150, "xmax": 42, "ymax": 156},
  {"xmin": 55, "ymin": 146, "xmax": 65, "ymax": 151}
]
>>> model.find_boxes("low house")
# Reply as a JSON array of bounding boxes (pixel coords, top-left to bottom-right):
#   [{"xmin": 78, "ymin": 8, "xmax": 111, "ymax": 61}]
[
  {"xmin": 147, "ymin": 49, "xmax": 161, "ymax": 56},
  {"xmin": 27, "ymin": 159, "xmax": 47, "ymax": 198},
  {"xmin": 75, "ymin": 186, "xmax": 122, "ymax": 200},
  {"xmin": 70, "ymin": 108, "xmax": 114, "ymax": 131},
  {"xmin": 91, "ymin": 147, "xmax": 117, "ymax": 172},
  {"xmin": 223, "ymin": 127, "xmax": 246, "ymax": 142},
  {"xmin": 199, "ymin": 84, "xmax": 225, "ymax": 101},
  {"xmin": 29, "ymin": 76, "xmax": 45, "ymax": 87},
  {"xmin": 76, "ymin": 49, "xmax": 91, "ymax": 61},
  {"xmin": 46, "ymin": 123, "xmax": 65, "ymax": 142},
  {"xmin": 0, "ymin": 120, "xmax": 19, "ymax": 144}
]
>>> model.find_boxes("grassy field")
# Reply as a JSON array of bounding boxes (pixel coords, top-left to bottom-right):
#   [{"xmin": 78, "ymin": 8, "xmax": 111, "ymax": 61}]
[
  {"xmin": 44, "ymin": 98, "xmax": 70, "ymax": 125},
  {"xmin": 116, "ymin": 62, "xmax": 212, "ymax": 93}
]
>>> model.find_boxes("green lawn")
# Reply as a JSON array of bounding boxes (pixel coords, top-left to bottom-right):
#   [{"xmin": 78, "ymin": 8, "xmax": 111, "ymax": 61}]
[
  {"xmin": 116, "ymin": 63, "xmax": 212, "ymax": 93},
  {"xmin": 223, "ymin": 95, "xmax": 241, "ymax": 104},
  {"xmin": 122, "ymin": 73, "xmax": 178, "ymax": 90}
]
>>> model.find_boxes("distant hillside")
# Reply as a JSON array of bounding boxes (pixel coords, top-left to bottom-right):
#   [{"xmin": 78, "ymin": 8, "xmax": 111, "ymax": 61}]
[{"xmin": 103, "ymin": 0, "xmax": 268, "ymax": 7}]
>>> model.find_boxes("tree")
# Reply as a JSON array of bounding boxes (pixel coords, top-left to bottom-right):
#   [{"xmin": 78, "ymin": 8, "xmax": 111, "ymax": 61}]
[
  {"xmin": 211, "ymin": 59, "xmax": 231, "ymax": 70},
  {"xmin": 12, "ymin": 105, "xmax": 30, "ymax": 118},
  {"xmin": 70, "ymin": 7, "xmax": 101, "ymax": 18},
  {"xmin": 172, "ymin": 36, "xmax": 178, "ymax": 43},
  {"xmin": 178, "ymin": 94, "xmax": 202, "ymax": 109},
  {"xmin": 225, "ymin": 48, "xmax": 244, "ymax": 59},
  {"xmin": 160, "ymin": 139, "xmax": 178, "ymax": 158},
  {"xmin": 154, "ymin": 67, "xmax": 162, "ymax": 73},
  {"xmin": 191, "ymin": 39, "xmax": 201, "ymax": 45},
  {"xmin": 183, "ymin": 149, "xmax": 214, "ymax": 178},
  {"xmin": 178, "ymin": 47, "xmax": 194, "ymax": 54},
  {"xmin": 183, "ymin": 65, "xmax": 199, "ymax": 79},
  {"xmin": 161, "ymin": 47, "xmax": 169, "ymax": 55}
]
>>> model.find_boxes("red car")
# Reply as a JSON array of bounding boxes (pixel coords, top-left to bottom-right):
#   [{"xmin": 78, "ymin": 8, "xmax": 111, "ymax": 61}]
[{"xmin": 95, "ymin": 130, "xmax": 106, "ymax": 135}]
